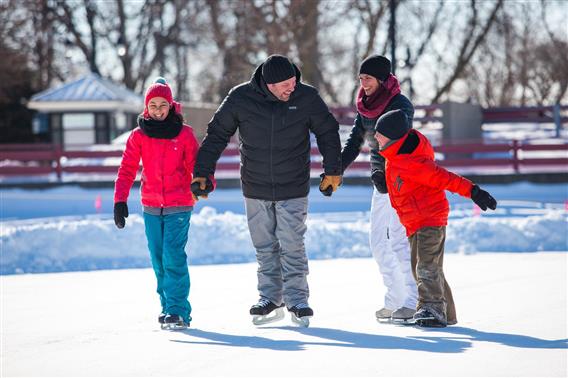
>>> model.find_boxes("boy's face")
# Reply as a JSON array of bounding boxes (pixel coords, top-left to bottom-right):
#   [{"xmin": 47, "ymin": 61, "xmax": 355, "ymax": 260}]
[
  {"xmin": 374, "ymin": 131, "xmax": 391, "ymax": 150},
  {"xmin": 359, "ymin": 74, "xmax": 380, "ymax": 96},
  {"xmin": 147, "ymin": 97, "xmax": 170, "ymax": 121},
  {"xmin": 267, "ymin": 77, "xmax": 296, "ymax": 102}
]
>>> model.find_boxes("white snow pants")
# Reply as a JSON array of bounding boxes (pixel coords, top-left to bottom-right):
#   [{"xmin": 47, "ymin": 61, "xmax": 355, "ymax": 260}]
[{"xmin": 370, "ymin": 188, "xmax": 417, "ymax": 310}]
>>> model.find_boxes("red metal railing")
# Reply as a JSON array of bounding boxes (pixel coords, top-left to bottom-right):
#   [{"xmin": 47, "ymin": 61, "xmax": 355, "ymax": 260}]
[
  {"xmin": 1, "ymin": 141, "xmax": 566, "ymax": 180},
  {"xmin": 331, "ymin": 104, "xmax": 568, "ymax": 126}
]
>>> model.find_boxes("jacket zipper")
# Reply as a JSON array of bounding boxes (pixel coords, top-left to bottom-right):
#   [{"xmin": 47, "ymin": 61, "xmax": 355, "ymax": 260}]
[
  {"xmin": 270, "ymin": 104, "xmax": 275, "ymax": 200},
  {"xmin": 161, "ymin": 141, "xmax": 165, "ymax": 210}
]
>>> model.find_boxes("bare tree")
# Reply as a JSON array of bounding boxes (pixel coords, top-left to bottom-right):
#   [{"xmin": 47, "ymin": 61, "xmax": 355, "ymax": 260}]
[
  {"xmin": 461, "ymin": 1, "xmax": 567, "ymax": 107},
  {"xmin": 430, "ymin": 0, "xmax": 504, "ymax": 103},
  {"xmin": 53, "ymin": 0, "xmax": 101, "ymax": 75}
]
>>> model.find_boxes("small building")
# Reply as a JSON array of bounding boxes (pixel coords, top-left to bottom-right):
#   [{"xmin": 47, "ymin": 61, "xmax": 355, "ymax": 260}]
[{"xmin": 27, "ymin": 73, "xmax": 143, "ymax": 146}]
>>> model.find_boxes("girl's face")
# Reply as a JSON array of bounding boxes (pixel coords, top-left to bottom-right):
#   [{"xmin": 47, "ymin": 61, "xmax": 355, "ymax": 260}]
[
  {"xmin": 359, "ymin": 74, "xmax": 380, "ymax": 96},
  {"xmin": 147, "ymin": 97, "xmax": 170, "ymax": 120}
]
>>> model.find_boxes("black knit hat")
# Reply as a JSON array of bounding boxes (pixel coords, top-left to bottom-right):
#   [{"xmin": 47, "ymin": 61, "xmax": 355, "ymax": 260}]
[
  {"xmin": 375, "ymin": 109, "xmax": 409, "ymax": 140},
  {"xmin": 359, "ymin": 55, "xmax": 391, "ymax": 82},
  {"xmin": 262, "ymin": 55, "xmax": 295, "ymax": 84}
]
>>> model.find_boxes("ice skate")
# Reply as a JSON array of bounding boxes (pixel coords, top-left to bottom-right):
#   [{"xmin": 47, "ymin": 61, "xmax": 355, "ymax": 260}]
[
  {"xmin": 288, "ymin": 303, "xmax": 313, "ymax": 327},
  {"xmin": 161, "ymin": 314, "xmax": 189, "ymax": 330},
  {"xmin": 413, "ymin": 308, "xmax": 446, "ymax": 328},
  {"xmin": 250, "ymin": 299, "xmax": 285, "ymax": 326},
  {"xmin": 375, "ymin": 307, "xmax": 393, "ymax": 323},
  {"xmin": 391, "ymin": 307, "xmax": 416, "ymax": 324}
]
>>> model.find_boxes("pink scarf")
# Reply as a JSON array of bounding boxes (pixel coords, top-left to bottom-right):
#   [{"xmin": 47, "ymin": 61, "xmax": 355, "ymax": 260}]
[{"xmin": 356, "ymin": 74, "xmax": 401, "ymax": 119}]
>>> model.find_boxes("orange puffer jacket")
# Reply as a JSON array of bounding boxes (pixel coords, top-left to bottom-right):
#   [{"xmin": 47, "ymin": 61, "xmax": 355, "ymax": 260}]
[
  {"xmin": 114, "ymin": 125, "xmax": 199, "ymax": 208},
  {"xmin": 380, "ymin": 130, "xmax": 473, "ymax": 236}
]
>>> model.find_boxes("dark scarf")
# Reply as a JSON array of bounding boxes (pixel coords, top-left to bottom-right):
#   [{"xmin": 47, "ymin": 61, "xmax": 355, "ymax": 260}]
[
  {"xmin": 137, "ymin": 108, "xmax": 183, "ymax": 139},
  {"xmin": 356, "ymin": 74, "xmax": 401, "ymax": 119}
]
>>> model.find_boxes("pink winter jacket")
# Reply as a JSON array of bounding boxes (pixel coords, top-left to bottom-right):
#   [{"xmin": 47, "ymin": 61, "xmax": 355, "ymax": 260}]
[{"xmin": 114, "ymin": 125, "xmax": 199, "ymax": 208}]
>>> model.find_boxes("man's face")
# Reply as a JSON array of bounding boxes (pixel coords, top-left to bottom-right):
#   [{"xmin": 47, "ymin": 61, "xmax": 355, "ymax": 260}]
[
  {"xmin": 359, "ymin": 74, "xmax": 380, "ymax": 96},
  {"xmin": 374, "ymin": 131, "xmax": 391, "ymax": 149},
  {"xmin": 147, "ymin": 97, "xmax": 170, "ymax": 121},
  {"xmin": 267, "ymin": 77, "xmax": 296, "ymax": 102}
]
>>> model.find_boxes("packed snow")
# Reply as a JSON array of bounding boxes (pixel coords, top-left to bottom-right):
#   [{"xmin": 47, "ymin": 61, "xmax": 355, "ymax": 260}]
[{"xmin": 1, "ymin": 183, "xmax": 567, "ymax": 274}]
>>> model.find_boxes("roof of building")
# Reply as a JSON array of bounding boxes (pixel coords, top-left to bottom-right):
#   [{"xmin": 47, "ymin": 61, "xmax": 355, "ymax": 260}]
[{"xmin": 30, "ymin": 73, "xmax": 142, "ymax": 103}]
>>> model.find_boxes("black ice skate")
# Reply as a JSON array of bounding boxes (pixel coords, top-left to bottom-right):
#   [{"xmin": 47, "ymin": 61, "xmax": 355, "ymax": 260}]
[
  {"xmin": 250, "ymin": 298, "xmax": 285, "ymax": 325},
  {"xmin": 162, "ymin": 314, "xmax": 189, "ymax": 330},
  {"xmin": 288, "ymin": 303, "xmax": 313, "ymax": 327},
  {"xmin": 413, "ymin": 308, "xmax": 446, "ymax": 328}
]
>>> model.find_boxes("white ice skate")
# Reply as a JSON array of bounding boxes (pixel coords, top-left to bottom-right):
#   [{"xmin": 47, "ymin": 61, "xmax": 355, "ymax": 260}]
[
  {"xmin": 375, "ymin": 307, "xmax": 393, "ymax": 323},
  {"xmin": 391, "ymin": 307, "xmax": 416, "ymax": 325}
]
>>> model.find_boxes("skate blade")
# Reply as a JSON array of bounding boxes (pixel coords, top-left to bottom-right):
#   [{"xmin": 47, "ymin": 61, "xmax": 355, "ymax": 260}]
[
  {"xmin": 392, "ymin": 318, "xmax": 416, "ymax": 325},
  {"xmin": 161, "ymin": 323, "xmax": 189, "ymax": 330},
  {"xmin": 252, "ymin": 308, "xmax": 285, "ymax": 326},
  {"xmin": 376, "ymin": 317, "xmax": 393, "ymax": 324},
  {"xmin": 415, "ymin": 318, "xmax": 446, "ymax": 328},
  {"xmin": 290, "ymin": 314, "xmax": 311, "ymax": 328}
]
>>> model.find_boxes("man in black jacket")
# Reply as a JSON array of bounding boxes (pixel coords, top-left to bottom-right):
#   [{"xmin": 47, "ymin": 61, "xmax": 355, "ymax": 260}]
[
  {"xmin": 341, "ymin": 55, "xmax": 418, "ymax": 324},
  {"xmin": 192, "ymin": 54, "xmax": 342, "ymax": 326}
]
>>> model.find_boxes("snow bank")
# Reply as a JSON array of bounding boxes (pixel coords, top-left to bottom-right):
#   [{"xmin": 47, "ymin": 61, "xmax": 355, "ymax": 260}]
[{"xmin": 1, "ymin": 207, "xmax": 566, "ymax": 274}]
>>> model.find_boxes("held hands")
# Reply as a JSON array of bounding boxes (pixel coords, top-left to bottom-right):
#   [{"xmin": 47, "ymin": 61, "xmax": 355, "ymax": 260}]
[
  {"xmin": 114, "ymin": 202, "xmax": 129, "ymax": 229},
  {"xmin": 371, "ymin": 170, "xmax": 388, "ymax": 194},
  {"xmin": 319, "ymin": 174, "xmax": 342, "ymax": 197},
  {"xmin": 191, "ymin": 177, "xmax": 214, "ymax": 201},
  {"xmin": 471, "ymin": 185, "xmax": 497, "ymax": 211}
]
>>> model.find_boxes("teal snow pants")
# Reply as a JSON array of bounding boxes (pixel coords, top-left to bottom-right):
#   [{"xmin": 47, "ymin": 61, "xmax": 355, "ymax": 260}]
[{"xmin": 143, "ymin": 211, "xmax": 192, "ymax": 324}]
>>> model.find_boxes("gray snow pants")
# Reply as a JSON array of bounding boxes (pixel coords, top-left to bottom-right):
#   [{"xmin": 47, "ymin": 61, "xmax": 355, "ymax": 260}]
[{"xmin": 244, "ymin": 196, "xmax": 309, "ymax": 308}]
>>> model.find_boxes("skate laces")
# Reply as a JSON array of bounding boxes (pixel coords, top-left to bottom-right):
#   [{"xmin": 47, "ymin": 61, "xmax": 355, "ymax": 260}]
[
  {"xmin": 294, "ymin": 303, "xmax": 310, "ymax": 310},
  {"xmin": 254, "ymin": 298, "xmax": 271, "ymax": 308}
]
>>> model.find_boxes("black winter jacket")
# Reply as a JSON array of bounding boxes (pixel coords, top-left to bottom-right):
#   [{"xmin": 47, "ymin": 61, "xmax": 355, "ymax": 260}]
[
  {"xmin": 194, "ymin": 63, "xmax": 341, "ymax": 201},
  {"xmin": 340, "ymin": 93, "xmax": 414, "ymax": 174}
]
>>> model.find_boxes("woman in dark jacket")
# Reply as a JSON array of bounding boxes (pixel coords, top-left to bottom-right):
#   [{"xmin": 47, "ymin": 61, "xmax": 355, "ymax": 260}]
[{"xmin": 341, "ymin": 55, "xmax": 417, "ymax": 323}]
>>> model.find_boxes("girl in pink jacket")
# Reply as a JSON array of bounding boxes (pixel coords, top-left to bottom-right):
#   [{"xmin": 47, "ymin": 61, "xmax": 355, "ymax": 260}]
[{"xmin": 114, "ymin": 77, "xmax": 199, "ymax": 329}]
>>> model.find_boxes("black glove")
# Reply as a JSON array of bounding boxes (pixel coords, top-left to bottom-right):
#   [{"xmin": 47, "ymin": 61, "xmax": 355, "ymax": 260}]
[
  {"xmin": 319, "ymin": 173, "xmax": 333, "ymax": 197},
  {"xmin": 114, "ymin": 202, "xmax": 129, "ymax": 229},
  {"xmin": 371, "ymin": 171, "xmax": 388, "ymax": 194},
  {"xmin": 191, "ymin": 177, "xmax": 214, "ymax": 198},
  {"xmin": 471, "ymin": 185, "xmax": 497, "ymax": 211}
]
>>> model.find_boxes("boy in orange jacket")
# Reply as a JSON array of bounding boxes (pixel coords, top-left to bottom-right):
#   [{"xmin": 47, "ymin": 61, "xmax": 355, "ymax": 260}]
[{"xmin": 374, "ymin": 109, "xmax": 497, "ymax": 327}]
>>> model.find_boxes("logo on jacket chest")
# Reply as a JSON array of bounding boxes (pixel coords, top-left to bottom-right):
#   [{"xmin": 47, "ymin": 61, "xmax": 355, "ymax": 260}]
[
  {"xmin": 171, "ymin": 139, "xmax": 179, "ymax": 151},
  {"xmin": 394, "ymin": 175, "xmax": 404, "ymax": 192}
]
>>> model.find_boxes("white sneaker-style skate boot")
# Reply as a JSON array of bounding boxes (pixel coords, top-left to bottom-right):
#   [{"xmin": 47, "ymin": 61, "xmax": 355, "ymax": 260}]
[
  {"xmin": 391, "ymin": 307, "xmax": 416, "ymax": 324},
  {"xmin": 375, "ymin": 307, "xmax": 393, "ymax": 322}
]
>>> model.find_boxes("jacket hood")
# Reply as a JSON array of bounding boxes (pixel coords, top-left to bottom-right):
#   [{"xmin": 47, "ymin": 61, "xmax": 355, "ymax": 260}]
[
  {"xmin": 250, "ymin": 61, "xmax": 302, "ymax": 101},
  {"xmin": 380, "ymin": 130, "xmax": 433, "ymax": 160}
]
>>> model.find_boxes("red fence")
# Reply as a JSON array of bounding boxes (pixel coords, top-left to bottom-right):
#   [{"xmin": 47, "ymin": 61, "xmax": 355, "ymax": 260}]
[
  {"xmin": 331, "ymin": 104, "xmax": 568, "ymax": 126},
  {"xmin": 1, "ymin": 140, "xmax": 566, "ymax": 181}
]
